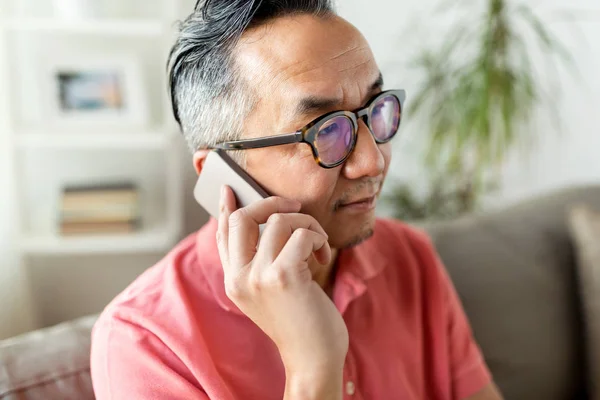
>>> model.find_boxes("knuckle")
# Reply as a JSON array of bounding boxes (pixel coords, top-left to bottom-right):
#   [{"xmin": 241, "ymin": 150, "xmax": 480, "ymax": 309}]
[
  {"xmin": 294, "ymin": 228, "xmax": 312, "ymax": 242},
  {"xmin": 303, "ymin": 213, "xmax": 318, "ymax": 224},
  {"xmin": 265, "ymin": 266, "xmax": 289, "ymax": 290},
  {"xmin": 268, "ymin": 196, "xmax": 296, "ymax": 211},
  {"xmin": 267, "ymin": 196, "xmax": 284, "ymax": 206},
  {"xmin": 267, "ymin": 213, "xmax": 285, "ymax": 225},
  {"xmin": 228, "ymin": 209, "xmax": 245, "ymax": 227},
  {"xmin": 307, "ymin": 215, "xmax": 325, "ymax": 234},
  {"xmin": 224, "ymin": 277, "xmax": 244, "ymax": 300},
  {"xmin": 247, "ymin": 270, "xmax": 263, "ymax": 292}
]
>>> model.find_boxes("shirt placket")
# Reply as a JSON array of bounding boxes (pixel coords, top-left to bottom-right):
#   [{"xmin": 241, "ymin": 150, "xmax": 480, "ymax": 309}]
[
  {"xmin": 335, "ymin": 255, "xmax": 368, "ymax": 400},
  {"xmin": 343, "ymin": 339, "xmax": 361, "ymax": 399}
]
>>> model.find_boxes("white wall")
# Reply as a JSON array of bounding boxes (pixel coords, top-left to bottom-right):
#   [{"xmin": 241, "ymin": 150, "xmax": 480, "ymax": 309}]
[
  {"xmin": 0, "ymin": 27, "xmax": 37, "ymax": 338},
  {"xmin": 0, "ymin": 0, "xmax": 203, "ymax": 338},
  {"xmin": 337, "ymin": 0, "xmax": 600, "ymax": 209}
]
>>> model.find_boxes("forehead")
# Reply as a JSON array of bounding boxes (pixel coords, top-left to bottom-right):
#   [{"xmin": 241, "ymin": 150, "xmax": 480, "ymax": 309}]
[{"xmin": 235, "ymin": 14, "xmax": 378, "ymax": 104}]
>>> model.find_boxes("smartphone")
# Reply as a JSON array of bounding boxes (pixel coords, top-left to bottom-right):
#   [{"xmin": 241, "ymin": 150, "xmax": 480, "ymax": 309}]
[{"xmin": 194, "ymin": 149, "xmax": 269, "ymax": 219}]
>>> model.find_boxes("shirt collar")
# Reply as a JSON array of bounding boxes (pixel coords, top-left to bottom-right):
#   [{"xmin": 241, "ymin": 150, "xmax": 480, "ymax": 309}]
[
  {"xmin": 332, "ymin": 227, "xmax": 390, "ymax": 314},
  {"xmin": 195, "ymin": 218, "xmax": 390, "ymax": 316}
]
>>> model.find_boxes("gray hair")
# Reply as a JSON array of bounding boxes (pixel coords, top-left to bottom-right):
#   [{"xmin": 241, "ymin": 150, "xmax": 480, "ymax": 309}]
[{"xmin": 167, "ymin": 0, "xmax": 335, "ymax": 159}]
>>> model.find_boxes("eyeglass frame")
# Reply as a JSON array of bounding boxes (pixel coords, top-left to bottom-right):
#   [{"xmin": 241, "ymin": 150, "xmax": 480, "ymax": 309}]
[{"xmin": 210, "ymin": 89, "xmax": 406, "ymax": 169}]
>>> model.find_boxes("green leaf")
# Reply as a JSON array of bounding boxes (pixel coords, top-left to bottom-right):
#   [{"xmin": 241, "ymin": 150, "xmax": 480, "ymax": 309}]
[
  {"xmin": 516, "ymin": 4, "xmax": 575, "ymax": 66},
  {"xmin": 397, "ymin": 0, "xmax": 577, "ymax": 219}
]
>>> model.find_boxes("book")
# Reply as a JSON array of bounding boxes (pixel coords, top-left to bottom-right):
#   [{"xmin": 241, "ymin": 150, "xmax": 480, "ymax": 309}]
[
  {"xmin": 61, "ymin": 192, "xmax": 139, "ymax": 207},
  {"xmin": 60, "ymin": 220, "xmax": 139, "ymax": 236},
  {"xmin": 60, "ymin": 204, "xmax": 140, "ymax": 223},
  {"xmin": 58, "ymin": 182, "xmax": 141, "ymax": 235}
]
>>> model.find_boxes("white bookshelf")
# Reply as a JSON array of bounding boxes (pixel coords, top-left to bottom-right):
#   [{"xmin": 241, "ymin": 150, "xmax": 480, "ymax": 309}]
[
  {"xmin": 20, "ymin": 223, "xmax": 180, "ymax": 255},
  {"xmin": 16, "ymin": 129, "xmax": 175, "ymax": 150},
  {"xmin": 0, "ymin": 0, "xmax": 184, "ymax": 256}
]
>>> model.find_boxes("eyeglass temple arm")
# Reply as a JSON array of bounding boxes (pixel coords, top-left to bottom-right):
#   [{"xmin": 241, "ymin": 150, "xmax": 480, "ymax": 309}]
[{"xmin": 213, "ymin": 131, "xmax": 303, "ymax": 150}]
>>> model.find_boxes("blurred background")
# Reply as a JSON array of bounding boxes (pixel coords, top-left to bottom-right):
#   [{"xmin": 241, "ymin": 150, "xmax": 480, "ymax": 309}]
[
  {"xmin": 0, "ymin": 0, "xmax": 207, "ymax": 340},
  {"xmin": 0, "ymin": 0, "xmax": 597, "ymax": 346},
  {"xmin": 1, "ymin": 0, "xmax": 600, "ymax": 399}
]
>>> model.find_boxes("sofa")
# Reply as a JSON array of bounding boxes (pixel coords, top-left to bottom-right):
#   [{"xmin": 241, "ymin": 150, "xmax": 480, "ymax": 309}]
[{"xmin": 1, "ymin": 185, "xmax": 599, "ymax": 400}]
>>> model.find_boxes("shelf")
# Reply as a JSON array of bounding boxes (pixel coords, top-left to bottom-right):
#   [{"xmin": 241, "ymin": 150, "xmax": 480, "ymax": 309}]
[
  {"xmin": 16, "ymin": 130, "xmax": 175, "ymax": 150},
  {"xmin": 1, "ymin": 18, "xmax": 166, "ymax": 36},
  {"xmin": 20, "ymin": 224, "xmax": 180, "ymax": 255}
]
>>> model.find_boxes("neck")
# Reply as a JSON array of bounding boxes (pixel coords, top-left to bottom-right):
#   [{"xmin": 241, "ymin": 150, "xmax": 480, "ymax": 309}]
[{"xmin": 311, "ymin": 248, "xmax": 339, "ymax": 294}]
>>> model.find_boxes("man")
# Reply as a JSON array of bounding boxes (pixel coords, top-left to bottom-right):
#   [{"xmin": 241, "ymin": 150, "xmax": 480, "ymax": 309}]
[{"xmin": 91, "ymin": 1, "xmax": 503, "ymax": 399}]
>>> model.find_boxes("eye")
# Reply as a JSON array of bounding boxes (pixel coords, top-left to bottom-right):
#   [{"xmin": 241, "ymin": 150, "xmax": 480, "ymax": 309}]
[
  {"xmin": 372, "ymin": 103, "xmax": 384, "ymax": 116},
  {"xmin": 320, "ymin": 122, "xmax": 339, "ymax": 135}
]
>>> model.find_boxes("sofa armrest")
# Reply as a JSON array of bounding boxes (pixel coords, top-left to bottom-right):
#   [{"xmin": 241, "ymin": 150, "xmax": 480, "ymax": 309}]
[{"xmin": 0, "ymin": 315, "xmax": 98, "ymax": 400}]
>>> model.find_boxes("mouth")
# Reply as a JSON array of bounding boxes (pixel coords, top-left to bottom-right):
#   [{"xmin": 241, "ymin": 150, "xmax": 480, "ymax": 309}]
[{"xmin": 338, "ymin": 194, "xmax": 378, "ymax": 211}]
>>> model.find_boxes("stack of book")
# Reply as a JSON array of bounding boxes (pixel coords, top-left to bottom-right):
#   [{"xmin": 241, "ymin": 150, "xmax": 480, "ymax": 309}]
[{"xmin": 59, "ymin": 183, "xmax": 140, "ymax": 236}]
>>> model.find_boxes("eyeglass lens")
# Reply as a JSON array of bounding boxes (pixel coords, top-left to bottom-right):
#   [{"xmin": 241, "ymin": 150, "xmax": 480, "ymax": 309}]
[{"xmin": 314, "ymin": 94, "xmax": 401, "ymax": 166}]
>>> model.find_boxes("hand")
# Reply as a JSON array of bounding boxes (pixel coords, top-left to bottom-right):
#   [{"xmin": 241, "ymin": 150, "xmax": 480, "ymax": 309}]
[{"xmin": 216, "ymin": 186, "xmax": 349, "ymax": 386}]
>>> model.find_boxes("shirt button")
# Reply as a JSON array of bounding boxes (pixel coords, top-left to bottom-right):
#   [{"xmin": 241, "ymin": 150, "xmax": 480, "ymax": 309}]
[{"xmin": 346, "ymin": 381, "xmax": 356, "ymax": 396}]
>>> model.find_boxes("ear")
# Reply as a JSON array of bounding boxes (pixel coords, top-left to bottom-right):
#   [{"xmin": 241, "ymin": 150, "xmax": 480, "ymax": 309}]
[{"xmin": 193, "ymin": 149, "xmax": 211, "ymax": 175}]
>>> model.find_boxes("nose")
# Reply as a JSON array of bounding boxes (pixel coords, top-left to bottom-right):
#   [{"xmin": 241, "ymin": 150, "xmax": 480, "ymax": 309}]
[{"xmin": 342, "ymin": 119, "xmax": 385, "ymax": 179}]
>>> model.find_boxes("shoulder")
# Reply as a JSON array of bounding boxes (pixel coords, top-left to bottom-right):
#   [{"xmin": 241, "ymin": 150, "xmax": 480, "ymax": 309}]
[
  {"xmin": 90, "ymin": 225, "xmax": 224, "ymax": 397},
  {"xmin": 93, "ymin": 221, "xmax": 220, "ymax": 344},
  {"xmin": 372, "ymin": 218, "xmax": 437, "ymax": 259},
  {"xmin": 369, "ymin": 218, "xmax": 445, "ymax": 289},
  {"xmin": 98, "ymin": 231, "xmax": 200, "ymax": 318}
]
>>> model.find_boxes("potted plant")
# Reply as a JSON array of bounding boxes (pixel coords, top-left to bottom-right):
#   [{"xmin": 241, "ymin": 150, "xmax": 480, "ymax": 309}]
[{"xmin": 385, "ymin": 0, "xmax": 575, "ymax": 221}]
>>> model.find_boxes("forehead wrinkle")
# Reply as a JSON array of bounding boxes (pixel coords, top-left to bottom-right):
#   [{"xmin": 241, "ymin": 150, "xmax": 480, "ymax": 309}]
[
  {"xmin": 328, "ymin": 42, "xmax": 370, "ymax": 64},
  {"xmin": 240, "ymin": 22, "xmax": 371, "ymax": 86},
  {"xmin": 268, "ymin": 59, "xmax": 312, "ymax": 93},
  {"xmin": 337, "ymin": 56, "xmax": 372, "ymax": 75},
  {"xmin": 235, "ymin": 15, "xmax": 379, "ymax": 139},
  {"xmin": 284, "ymin": 44, "xmax": 372, "ymax": 85}
]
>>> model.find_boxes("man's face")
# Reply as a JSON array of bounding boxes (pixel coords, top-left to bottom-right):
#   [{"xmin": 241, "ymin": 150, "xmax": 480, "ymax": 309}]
[{"xmin": 234, "ymin": 14, "xmax": 391, "ymax": 249}]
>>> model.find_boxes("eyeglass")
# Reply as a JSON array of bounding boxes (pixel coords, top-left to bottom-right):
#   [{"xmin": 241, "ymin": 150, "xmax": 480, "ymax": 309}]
[{"xmin": 212, "ymin": 89, "xmax": 406, "ymax": 168}]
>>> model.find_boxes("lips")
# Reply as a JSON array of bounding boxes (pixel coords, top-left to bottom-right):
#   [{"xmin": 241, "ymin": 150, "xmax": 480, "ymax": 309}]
[
  {"xmin": 341, "ymin": 194, "xmax": 377, "ymax": 207},
  {"xmin": 336, "ymin": 181, "xmax": 383, "ymax": 211}
]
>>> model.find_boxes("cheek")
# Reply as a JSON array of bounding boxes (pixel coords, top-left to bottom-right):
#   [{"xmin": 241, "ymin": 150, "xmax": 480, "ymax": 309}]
[
  {"xmin": 247, "ymin": 150, "xmax": 340, "ymax": 210},
  {"xmin": 280, "ymin": 171, "xmax": 339, "ymax": 213}
]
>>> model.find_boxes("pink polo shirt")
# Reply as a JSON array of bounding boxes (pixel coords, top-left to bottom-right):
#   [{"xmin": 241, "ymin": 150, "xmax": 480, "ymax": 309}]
[{"xmin": 91, "ymin": 218, "xmax": 491, "ymax": 399}]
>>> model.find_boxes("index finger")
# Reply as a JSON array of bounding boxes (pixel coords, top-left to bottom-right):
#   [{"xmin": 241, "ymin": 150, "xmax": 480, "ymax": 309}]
[{"xmin": 228, "ymin": 196, "xmax": 301, "ymax": 267}]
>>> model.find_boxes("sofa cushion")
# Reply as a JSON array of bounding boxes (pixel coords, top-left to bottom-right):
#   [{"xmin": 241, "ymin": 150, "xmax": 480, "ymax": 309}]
[
  {"xmin": 569, "ymin": 204, "xmax": 600, "ymax": 398},
  {"xmin": 424, "ymin": 185, "xmax": 600, "ymax": 400},
  {"xmin": 0, "ymin": 315, "xmax": 97, "ymax": 400}
]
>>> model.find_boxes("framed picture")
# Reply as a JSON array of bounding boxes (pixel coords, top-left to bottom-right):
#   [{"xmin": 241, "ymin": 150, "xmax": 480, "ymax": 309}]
[{"xmin": 43, "ymin": 56, "xmax": 149, "ymax": 129}]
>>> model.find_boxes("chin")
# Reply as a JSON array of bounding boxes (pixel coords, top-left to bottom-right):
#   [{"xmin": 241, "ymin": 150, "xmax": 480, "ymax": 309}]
[
  {"xmin": 341, "ymin": 227, "xmax": 374, "ymax": 248},
  {"xmin": 329, "ymin": 215, "xmax": 376, "ymax": 249}
]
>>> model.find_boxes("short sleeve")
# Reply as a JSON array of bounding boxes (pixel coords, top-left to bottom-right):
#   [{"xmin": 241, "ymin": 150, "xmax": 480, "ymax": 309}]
[
  {"xmin": 91, "ymin": 313, "xmax": 209, "ymax": 400},
  {"xmin": 437, "ymin": 254, "xmax": 492, "ymax": 399}
]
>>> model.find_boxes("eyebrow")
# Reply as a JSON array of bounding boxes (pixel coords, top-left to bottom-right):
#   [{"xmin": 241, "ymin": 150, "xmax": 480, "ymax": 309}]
[{"xmin": 295, "ymin": 72, "xmax": 385, "ymax": 117}]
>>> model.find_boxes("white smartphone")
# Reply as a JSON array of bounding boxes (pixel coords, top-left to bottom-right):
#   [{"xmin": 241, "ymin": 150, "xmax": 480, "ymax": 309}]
[{"xmin": 194, "ymin": 150, "xmax": 269, "ymax": 219}]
